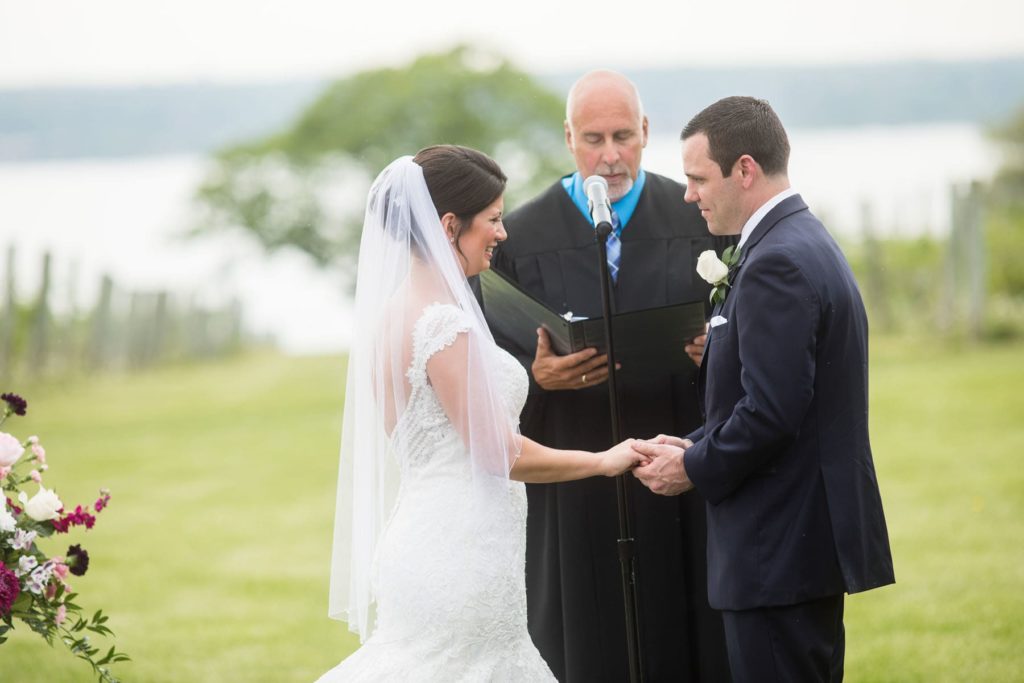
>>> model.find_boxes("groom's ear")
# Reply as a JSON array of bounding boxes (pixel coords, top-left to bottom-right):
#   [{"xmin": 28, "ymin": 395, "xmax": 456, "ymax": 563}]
[{"xmin": 736, "ymin": 155, "xmax": 759, "ymax": 188}]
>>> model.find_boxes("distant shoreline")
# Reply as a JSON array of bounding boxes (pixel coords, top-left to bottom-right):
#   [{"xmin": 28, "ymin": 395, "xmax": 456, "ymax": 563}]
[{"xmin": 1, "ymin": 58, "xmax": 1021, "ymax": 163}]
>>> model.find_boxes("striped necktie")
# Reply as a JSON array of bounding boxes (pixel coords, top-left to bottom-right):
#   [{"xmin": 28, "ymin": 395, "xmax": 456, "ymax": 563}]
[{"xmin": 606, "ymin": 210, "xmax": 621, "ymax": 284}]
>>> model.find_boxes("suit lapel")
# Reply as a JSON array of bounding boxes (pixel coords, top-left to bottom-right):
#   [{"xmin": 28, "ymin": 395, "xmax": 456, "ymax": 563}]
[{"xmin": 696, "ymin": 195, "xmax": 809, "ymax": 421}]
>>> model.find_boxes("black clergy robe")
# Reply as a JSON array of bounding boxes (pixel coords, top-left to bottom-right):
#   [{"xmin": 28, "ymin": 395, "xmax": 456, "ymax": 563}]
[{"xmin": 489, "ymin": 172, "xmax": 734, "ymax": 682}]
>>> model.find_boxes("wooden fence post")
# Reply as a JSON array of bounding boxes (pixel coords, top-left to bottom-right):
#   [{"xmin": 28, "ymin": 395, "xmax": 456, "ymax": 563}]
[
  {"xmin": 964, "ymin": 181, "xmax": 987, "ymax": 340},
  {"xmin": 860, "ymin": 201, "xmax": 893, "ymax": 332},
  {"xmin": 940, "ymin": 184, "xmax": 964, "ymax": 335},
  {"xmin": 1, "ymin": 246, "xmax": 15, "ymax": 381},
  {"xmin": 29, "ymin": 252, "xmax": 52, "ymax": 375},
  {"xmin": 89, "ymin": 274, "xmax": 115, "ymax": 370}
]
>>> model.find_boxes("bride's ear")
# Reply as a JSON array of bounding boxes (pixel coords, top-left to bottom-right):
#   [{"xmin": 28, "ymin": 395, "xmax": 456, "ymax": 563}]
[{"xmin": 440, "ymin": 212, "xmax": 458, "ymax": 244}]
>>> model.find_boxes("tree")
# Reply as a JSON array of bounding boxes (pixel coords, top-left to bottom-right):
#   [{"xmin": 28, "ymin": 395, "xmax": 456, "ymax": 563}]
[{"xmin": 192, "ymin": 46, "xmax": 567, "ymax": 269}]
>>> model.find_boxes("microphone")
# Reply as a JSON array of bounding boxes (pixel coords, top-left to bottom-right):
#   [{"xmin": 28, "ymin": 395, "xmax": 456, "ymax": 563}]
[{"xmin": 583, "ymin": 175, "xmax": 614, "ymax": 235}]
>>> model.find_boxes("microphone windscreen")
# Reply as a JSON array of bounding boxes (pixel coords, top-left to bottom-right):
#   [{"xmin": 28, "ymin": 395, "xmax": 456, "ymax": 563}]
[{"xmin": 583, "ymin": 174, "xmax": 609, "ymax": 202}]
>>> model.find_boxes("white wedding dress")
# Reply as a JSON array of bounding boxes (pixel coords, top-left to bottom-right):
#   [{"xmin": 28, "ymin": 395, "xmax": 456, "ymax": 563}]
[{"xmin": 318, "ymin": 303, "xmax": 557, "ymax": 682}]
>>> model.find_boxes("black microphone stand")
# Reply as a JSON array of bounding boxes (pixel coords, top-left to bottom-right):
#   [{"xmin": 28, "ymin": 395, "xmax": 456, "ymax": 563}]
[{"xmin": 595, "ymin": 219, "xmax": 644, "ymax": 683}]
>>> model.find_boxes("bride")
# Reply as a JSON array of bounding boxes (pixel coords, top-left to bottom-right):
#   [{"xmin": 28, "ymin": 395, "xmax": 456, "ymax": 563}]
[{"xmin": 317, "ymin": 146, "xmax": 644, "ymax": 681}]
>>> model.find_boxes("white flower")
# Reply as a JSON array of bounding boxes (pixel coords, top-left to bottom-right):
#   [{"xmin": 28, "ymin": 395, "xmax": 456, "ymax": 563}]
[
  {"xmin": 696, "ymin": 250, "xmax": 730, "ymax": 285},
  {"xmin": 18, "ymin": 485, "xmax": 64, "ymax": 521},
  {"xmin": 26, "ymin": 571, "xmax": 47, "ymax": 595},
  {"xmin": 0, "ymin": 431, "xmax": 24, "ymax": 467},
  {"xmin": 17, "ymin": 554, "xmax": 38, "ymax": 576},
  {"xmin": 30, "ymin": 563, "xmax": 54, "ymax": 590},
  {"xmin": 9, "ymin": 528, "xmax": 37, "ymax": 550},
  {"xmin": 0, "ymin": 500, "xmax": 16, "ymax": 532}
]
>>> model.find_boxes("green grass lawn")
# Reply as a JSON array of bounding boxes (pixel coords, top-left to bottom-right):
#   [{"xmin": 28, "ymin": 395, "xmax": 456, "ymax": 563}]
[{"xmin": 1, "ymin": 339, "xmax": 1022, "ymax": 682}]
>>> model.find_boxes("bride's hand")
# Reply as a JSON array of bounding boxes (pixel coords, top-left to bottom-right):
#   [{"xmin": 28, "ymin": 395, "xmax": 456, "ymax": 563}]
[{"xmin": 598, "ymin": 439, "xmax": 649, "ymax": 477}]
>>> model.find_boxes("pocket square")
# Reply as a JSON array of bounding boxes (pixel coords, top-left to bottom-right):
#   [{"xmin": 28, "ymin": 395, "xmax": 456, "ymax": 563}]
[{"xmin": 710, "ymin": 315, "xmax": 728, "ymax": 328}]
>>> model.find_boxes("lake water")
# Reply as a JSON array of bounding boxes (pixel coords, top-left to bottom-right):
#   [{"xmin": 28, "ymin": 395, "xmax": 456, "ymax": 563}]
[{"xmin": 0, "ymin": 123, "xmax": 1002, "ymax": 353}]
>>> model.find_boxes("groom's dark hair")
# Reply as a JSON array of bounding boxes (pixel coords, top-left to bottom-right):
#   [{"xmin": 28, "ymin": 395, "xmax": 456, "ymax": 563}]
[{"xmin": 681, "ymin": 96, "xmax": 790, "ymax": 178}]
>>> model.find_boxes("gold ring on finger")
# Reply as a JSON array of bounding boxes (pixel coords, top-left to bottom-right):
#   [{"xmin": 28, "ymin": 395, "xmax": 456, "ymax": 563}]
[{"xmin": 582, "ymin": 373, "xmax": 588, "ymax": 384}]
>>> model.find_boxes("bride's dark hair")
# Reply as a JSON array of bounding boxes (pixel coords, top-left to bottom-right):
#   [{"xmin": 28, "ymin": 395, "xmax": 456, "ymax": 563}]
[{"xmin": 413, "ymin": 145, "xmax": 507, "ymax": 245}]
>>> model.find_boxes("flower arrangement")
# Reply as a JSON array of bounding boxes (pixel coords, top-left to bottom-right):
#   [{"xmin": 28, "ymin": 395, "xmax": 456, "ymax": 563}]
[
  {"xmin": 0, "ymin": 392, "xmax": 129, "ymax": 682},
  {"xmin": 696, "ymin": 246, "xmax": 742, "ymax": 306}
]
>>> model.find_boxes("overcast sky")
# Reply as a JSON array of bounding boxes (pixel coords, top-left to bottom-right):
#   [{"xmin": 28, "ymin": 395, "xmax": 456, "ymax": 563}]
[{"xmin": 1, "ymin": 0, "xmax": 1022, "ymax": 87}]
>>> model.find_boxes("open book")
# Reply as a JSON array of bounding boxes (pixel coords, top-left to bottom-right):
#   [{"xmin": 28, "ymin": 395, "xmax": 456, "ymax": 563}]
[{"xmin": 479, "ymin": 268, "xmax": 706, "ymax": 373}]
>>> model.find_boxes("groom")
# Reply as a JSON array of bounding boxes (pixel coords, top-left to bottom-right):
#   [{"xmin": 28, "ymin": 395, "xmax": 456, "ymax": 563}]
[{"xmin": 632, "ymin": 97, "xmax": 895, "ymax": 681}]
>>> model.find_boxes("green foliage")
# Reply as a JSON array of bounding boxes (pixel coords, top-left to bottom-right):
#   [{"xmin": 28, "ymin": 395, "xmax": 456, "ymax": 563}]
[
  {"xmin": 985, "ymin": 206, "xmax": 1024, "ymax": 298},
  {"xmin": 989, "ymin": 104, "xmax": 1024, "ymax": 178},
  {"xmin": 980, "ymin": 105, "xmax": 1024, "ymax": 337},
  {"xmin": 986, "ymin": 105, "xmax": 1024, "ymax": 296},
  {"xmin": 193, "ymin": 46, "xmax": 566, "ymax": 269},
  {"xmin": 843, "ymin": 235, "xmax": 947, "ymax": 334}
]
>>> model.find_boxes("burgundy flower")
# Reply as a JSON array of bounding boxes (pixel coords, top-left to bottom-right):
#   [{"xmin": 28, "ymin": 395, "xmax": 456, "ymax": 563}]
[
  {"xmin": 52, "ymin": 505, "xmax": 97, "ymax": 534},
  {"xmin": 1, "ymin": 392, "xmax": 27, "ymax": 417},
  {"xmin": 66, "ymin": 544, "xmax": 90, "ymax": 577},
  {"xmin": 0, "ymin": 564, "xmax": 19, "ymax": 615}
]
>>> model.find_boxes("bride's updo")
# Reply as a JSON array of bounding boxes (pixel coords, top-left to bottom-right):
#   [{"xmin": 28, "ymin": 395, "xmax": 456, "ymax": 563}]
[{"xmin": 413, "ymin": 145, "xmax": 507, "ymax": 242}]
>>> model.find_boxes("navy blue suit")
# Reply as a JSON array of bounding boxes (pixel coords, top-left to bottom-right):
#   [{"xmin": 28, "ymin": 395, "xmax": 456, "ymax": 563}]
[{"xmin": 684, "ymin": 194, "xmax": 894, "ymax": 680}]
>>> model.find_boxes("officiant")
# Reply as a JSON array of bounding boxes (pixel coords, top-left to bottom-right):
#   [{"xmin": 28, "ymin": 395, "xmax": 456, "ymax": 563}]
[{"xmin": 488, "ymin": 70, "xmax": 733, "ymax": 682}]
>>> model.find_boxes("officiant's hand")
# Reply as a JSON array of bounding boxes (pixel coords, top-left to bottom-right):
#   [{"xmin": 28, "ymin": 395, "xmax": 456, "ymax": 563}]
[
  {"xmin": 685, "ymin": 323, "xmax": 709, "ymax": 367},
  {"xmin": 532, "ymin": 328, "xmax": 618, "ymax": 391},
  {"xmin": 631, "ymin": 435, "xmax": 695, "ymax": 496}
]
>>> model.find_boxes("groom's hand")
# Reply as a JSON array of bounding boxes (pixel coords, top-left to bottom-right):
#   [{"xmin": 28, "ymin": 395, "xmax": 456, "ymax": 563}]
[
  {"xmin": 532, "ymin": 328, "xmax": 616, "ymax": 391},
  {"xmin": 631, "ymin": 436, "xmax": 695, "ymax": 496},
  {"xmin": 685, "ymin": 323, "xmax": 709, "ymax": 367}
]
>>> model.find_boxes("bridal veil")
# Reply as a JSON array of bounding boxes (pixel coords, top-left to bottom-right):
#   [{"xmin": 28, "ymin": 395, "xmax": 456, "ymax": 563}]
[{"xmin": 327, "ymin": 156, "xmax": 521, "ymax": 639}]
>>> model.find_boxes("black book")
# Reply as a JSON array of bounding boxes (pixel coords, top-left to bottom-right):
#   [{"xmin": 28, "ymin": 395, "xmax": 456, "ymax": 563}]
[{"xmin": 479, "ymin": 268, "xmax": 706, "ymax": 373}]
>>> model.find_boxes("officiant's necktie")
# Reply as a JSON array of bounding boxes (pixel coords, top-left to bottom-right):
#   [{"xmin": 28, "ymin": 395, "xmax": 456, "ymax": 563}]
[{"xmin": 606, "ymin": 210, "xmax": 621, "ymax": 284}]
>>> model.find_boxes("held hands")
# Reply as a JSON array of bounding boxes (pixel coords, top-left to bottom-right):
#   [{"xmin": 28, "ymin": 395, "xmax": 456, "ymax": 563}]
[
  {"xmin": 598, "ymin": 439, "xmax": 650, "ymax": 477},
  {"xmin": 532, "ymin": 327, "xmax": 618, "ymax": 391},
  {"xmin": 631, "ymin": 434, "xmax": 695, "ymax": 496}
]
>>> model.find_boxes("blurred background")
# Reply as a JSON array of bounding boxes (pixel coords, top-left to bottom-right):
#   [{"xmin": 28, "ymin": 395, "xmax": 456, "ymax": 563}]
[{"xmin": 1, "ymin": 1, "xmax": 1022, "ymax": 681}]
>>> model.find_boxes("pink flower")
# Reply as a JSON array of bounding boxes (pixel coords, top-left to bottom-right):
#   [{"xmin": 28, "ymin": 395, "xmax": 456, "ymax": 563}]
[
  {"xmin": 31, "ymin": 443, "xmax": 46, "ymax": 464},
  {"xmin": 27, "ymin": 435, "xmax": 39, "ymax": 445},
  {"xmin": 0, "ymin": 466, "xmax": 9, "ymax": 479},
  {"xmin": 53, "ymin": 562, "xmax": 70, "ymax": 580},
  {"xmin": 0, "ymin": 432, "xmax": 24, "ymax": 467},
  {"xmin": 30, "ymin": 469, "xmax": 42, "ymax": 482},
  {"xmin": 55, "ymin": 603, "xmax": 67, "ymax": 625}
]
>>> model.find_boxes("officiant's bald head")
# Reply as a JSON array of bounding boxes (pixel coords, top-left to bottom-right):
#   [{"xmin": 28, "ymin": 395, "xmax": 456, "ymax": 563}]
[{"xmin": 564, "ymin": 70, "xmax": 649, "ymax": 201}]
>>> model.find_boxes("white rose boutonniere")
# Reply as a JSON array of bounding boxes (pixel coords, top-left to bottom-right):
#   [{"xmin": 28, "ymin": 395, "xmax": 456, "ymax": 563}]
[{"xmin": 696, "ymin": 246, "xmax": 741, "ymax": 306}]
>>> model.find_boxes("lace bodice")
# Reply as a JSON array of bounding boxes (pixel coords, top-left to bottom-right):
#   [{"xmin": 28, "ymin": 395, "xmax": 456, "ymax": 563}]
[{"xmin": 391, "ymin": 302, "xmax": 528, "ymax": 478}]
